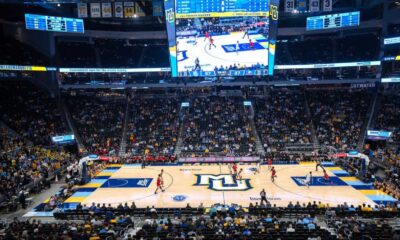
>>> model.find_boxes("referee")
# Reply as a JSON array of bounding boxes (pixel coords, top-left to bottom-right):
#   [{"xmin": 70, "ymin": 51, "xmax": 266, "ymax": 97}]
[{"xmin": 260, "ymin": 189, "xmax": 267, "ymax": 205}]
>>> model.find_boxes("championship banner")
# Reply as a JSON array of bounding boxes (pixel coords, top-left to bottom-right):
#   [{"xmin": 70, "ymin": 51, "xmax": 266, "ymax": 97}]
[
  {"xmin": 102, "ymin": 3, "xmax": 112, "ymax": 18},
  {"xmin": 124, "ymin": 2, "xmax": 134, "ymax": 18},
  {"xmin": 322, "ymin": 0, "xmax": 332, "ymax": 11},
  {"xmin": 135, "ymin": 1, "xmax": 146, "ymax": 17},
  {"xmin": 284, "ymin": 0, "xmax": 294, "ymax": 12},
  {"xmin": 114, "ymin": 2, "xmax": 123, "ymax": 18},
  {"xmin": 90, "ymin": 3, "xmax": 101, "ymax": 18},
  {"xmin": 153, "ymin": 0, "xmax": 163, "ymax": 16},
  {"xmin": 309, "ymin": 0, "xmax": 320, "ymax": 12},
  {"xmin": 77, "ymin": 3, "xmax": 88, "ymax": 18},
  {"xmin": 297, "ymin": 0, "xmax": 307, "ymax": 12}
]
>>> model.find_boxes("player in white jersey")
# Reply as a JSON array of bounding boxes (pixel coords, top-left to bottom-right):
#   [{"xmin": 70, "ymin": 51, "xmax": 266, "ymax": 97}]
[
  {"xmin": 236, "ymin": 41, "xmax": 240, "ymax": 55},
  {"xmin": 254, "ymin": 161, "xmax": 261, "ymax": 175},
  {"xmin": 305, "ymin": 171, "xmax": 312, "ymax": 188},
  {"xmin": 194, "ymin": 32, "xmax": 199, "ymax": 46}
]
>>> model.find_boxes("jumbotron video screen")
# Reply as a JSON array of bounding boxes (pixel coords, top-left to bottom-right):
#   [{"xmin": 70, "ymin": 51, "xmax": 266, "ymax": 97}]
[{"xmin": 165, "ymin": 0, "xmax": 279, "ymax": 77}]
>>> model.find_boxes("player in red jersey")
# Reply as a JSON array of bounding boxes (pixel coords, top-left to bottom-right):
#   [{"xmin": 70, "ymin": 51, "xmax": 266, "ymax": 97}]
[
  {"xmin": 323, "ymin": 170, "xmax": 330, "ymax": 183},
  {"xmin": 268, "ymin": 158, "xmax": 273, "ymax": 170},
  {"xmin": 232, "ymin": 163, "xmax": 238, "ymax": 176},
  {"xmin": 249, "ymin": 39, "xmax": 255, "ymax": 50},
  {"xmin": 204, "ymin": 31, "xmax": 209, "ymax": 42},
  {"xmin": 209, "ymin": 36, "xmax": 216, "ymax": 50},
  {"xmin": 271, "ymin": 166, "xmax": 277, "ymax": 182},
  {"xmin": 154, "ymin": 174, "xmax": 165, "ymax": 194},
  {"xmin": 160, "ymin": 169, "xmax": 164, "ymax": 188}
]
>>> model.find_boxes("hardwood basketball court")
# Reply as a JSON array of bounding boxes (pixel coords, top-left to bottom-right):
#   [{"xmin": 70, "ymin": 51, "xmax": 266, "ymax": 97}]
[{"xmin": 61, "ymin": 162, "xmax": 397, "ymax": 209}]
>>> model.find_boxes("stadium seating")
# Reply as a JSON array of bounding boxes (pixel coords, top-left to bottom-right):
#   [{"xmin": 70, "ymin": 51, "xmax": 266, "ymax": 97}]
[
  {"xmin": 254, "ymin": 90, "xmax": 312, "ymax": 152},
  {"xmin": 48, "ymin": 203, "xmax": 398, "ymax": 239},
  {"xmin": 375, "ymin": 94, "xmax": 400, "ymax": 142},
  {"xmin": 307, "ymin": 89, "xmax": 372, "ymax": 150},
  {"xmin": 0, "ymin": 126, "xmax": 75, "ymax": 211},
  {"xmin": 0, "ymin": 81, "xmax": 68, "ymax": 146},
  {"xmin": 181, "ymin": 96, "xmax": 256, "ymax": 156},
  {"xmin": 126, "ymin": 97, "xmax": 179, "ymax": 156},
  {"xmin": 64, "ymin": 90, "xmax": 126, "ymax": 154}
]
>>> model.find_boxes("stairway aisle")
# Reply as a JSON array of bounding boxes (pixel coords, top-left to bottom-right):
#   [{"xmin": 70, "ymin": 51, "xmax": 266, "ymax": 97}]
[
  {"xmin": 173, "ymin": 102, "xmax": 188, "ymax": 157},
  {"xmin": 59, "ymin": 97, "xmax": 85, "ymax": 152},
  {"xmin": 357, "ymin": 92, "xmax": 380, "ymax": 149},
  {"xmin": 246, "ymin": 101, "xmax": 266, "ymax": 156},
  {"xmin": 119, "ymin": 95, "xmax": 131, "ymax": 156},
  {"xmin": 303, "ymin": 91, "xmax": 319, "ymax": 147}
]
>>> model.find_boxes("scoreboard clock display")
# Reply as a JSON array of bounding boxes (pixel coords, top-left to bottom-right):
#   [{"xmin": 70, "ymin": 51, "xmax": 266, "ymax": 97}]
[
  {"xmin": 25, "ymin": 14, "xmax": 84, "ymax": 33},
  {"xmin": 306, "ymin": 11, "xmax": 360, "ymax": 31}
]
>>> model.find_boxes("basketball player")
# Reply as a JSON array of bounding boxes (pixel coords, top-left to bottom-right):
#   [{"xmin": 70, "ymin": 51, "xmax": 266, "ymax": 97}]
[
  {"xmin": 232, "ymin": 162, "xmax": 238, "ymax": 176},
  {"xmin": 154, "ymin": 174, "xmax": 165, "ymax": 194},
  {"xmin": 209, "ymin": 36, "xmax": 216, "ymax": 50},
  {"xmin": 193, "ymin": 58, "xmax": 201, "ymax": 71},
  {"xmin": 271, "ymin": 166, "xmax": 277, "ymax": 182},
  {"xmin": 323, "ymin": 170, "xmax": 330, "ymax": 183},
  {"xmin": 228, "ymin": 163, "xmax": 233, "ymax": 174},
  {"xmin": 254, "ymin": 161, "xmax": 261, "ymax": 175},
  {"xmin": 204, "ymin": 31, "xmax": 210, "ymax": 42},
  {"xmin": 242, "ymin": 28, "xmax": 249, "ymax": 39},
  {"xmin": 194, "ymin": 32, "xmax": 199, "ymax": 46},
  {"xmin": 315, "ymin": 158, "xmax": 323, "ymax": 172},
  {"xmin": 141, "ymin": 156, "xmax": 146, "ymax": 169},
  {"xmin": 249, "ymin": 39, "xmax": 255, "ymax": 50},
  {"xmin": 267, "ymin": 158, "xmax": 272, "ymax": 170},
  {"xmin": 305, "ymin": 171, "xmax": 312, "ymax": 188},
  {"xmin": 236, "ymin": 168, "xmax": 243, "ymax": 181},
  {"xmin": 236, "ymin": 41, "xmax": 240, "ymax": 55},
  {"xmin": 160, "ymin": 169, "xmax": 164, "ymax": 188}
]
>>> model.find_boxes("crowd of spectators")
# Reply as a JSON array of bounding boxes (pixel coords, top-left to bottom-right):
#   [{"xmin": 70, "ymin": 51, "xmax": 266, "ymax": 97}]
[
  {"xmin": 64, "ymin": 90, "xmax": 126, "ymax": 155},
  {"xmin": 375, "ymin": 93, "xmax": 400, "ymax": 142},
  {"xmin": 182, "ymin": 96, "xmax": 256, "ymax": 156},
  {"xmin": 2, "ymin": 200, "xmax": 396, "ymax": 239},
  {"xmin": 0, "ymin": 81, "xmax": 69, "ymax": 146},
  {"xmin": 372, "ymin": 146, "xmax": 400, "ymax": 200},
  {"xmin": 0, "ymin": 126, "xmax": 75, "ymax": 212},
  {"xmin": 254, "ymin": 90, "xmax": 312, "ymax": 152},
  {"xmin": 126, "ymin": 97, "xmax": 179, "ymax": 156},
  {"xmin": 327, "ymin": 215, "xmax": 395, "ymax": 240},
  {"xmin": 307, "ymin": 89, "xmax": 371, "ymax": 150}
]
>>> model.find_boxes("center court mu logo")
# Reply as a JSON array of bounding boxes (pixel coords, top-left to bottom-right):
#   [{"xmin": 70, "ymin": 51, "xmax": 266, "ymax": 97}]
[{"xmin": 194, "ymin": 174, "xmax": 252, "ymax": 191}]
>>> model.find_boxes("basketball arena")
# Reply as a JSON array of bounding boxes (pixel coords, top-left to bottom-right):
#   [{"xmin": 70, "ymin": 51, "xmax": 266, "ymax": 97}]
[{"xmin": 0, "ymin": 0, "xmax": 399, "ymax": 239}]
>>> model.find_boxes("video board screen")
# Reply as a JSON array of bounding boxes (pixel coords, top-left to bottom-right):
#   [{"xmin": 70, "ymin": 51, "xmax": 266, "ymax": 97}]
[
  {"xmin": 25, "ymin": 14, "xmax": 84, "ymax": 33},
  {"xmin": 306, "ymin": 11, "xmax": 359, "ymax": 31},
  {"xmin": 165, "ymin": 0, "xmax": 279, "ymax": 77}
]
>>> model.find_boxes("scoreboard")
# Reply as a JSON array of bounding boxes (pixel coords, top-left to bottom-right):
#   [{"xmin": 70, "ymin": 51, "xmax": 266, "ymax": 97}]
[
  {"xmin": 306, "ymin": 11, "xmax": 360, "ymax": 31},
  {"xmin": 25, "ymin": 14, "xmax": 84, "ymax": 33},
  {"xmin": 176, "ymin": 0, "xmax": 269, "ymax": 14}
]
